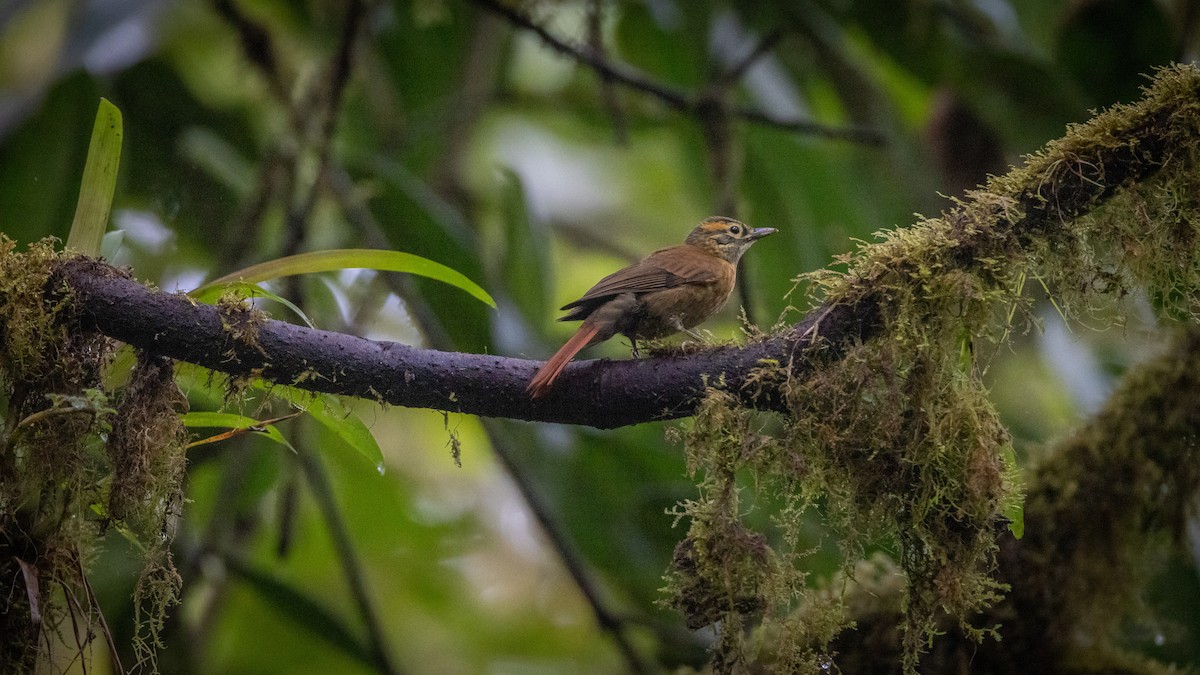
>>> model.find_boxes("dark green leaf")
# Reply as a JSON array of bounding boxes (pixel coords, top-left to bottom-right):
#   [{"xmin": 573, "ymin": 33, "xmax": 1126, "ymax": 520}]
[{"xmin": 224, "ymin": 557, "xmax": 375, "ymax": 669}]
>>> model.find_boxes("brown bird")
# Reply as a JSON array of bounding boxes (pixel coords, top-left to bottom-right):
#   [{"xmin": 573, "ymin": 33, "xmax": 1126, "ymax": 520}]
[{"xmin": 527, "ymin": 216, "xmax": 776, "ymax": 397}]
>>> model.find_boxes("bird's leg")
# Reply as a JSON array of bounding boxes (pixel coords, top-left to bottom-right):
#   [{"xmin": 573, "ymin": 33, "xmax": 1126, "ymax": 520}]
[
  {"xmin": 630, "ymin": 339, "xmax": 641, "ymax": 358},
  {"xmin": 671, "ymin": 317, "xmax": 704, "ymax": 342}
]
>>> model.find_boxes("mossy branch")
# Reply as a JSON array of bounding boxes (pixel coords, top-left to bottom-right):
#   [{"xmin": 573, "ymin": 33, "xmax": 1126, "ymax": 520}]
[
  {"xmin": 822, "ymin": 324, "xmax": 1200, "ymax": 673},
  {"xmin": 995, "ymin": 323, "xmax": 1200, "ymax": 667},
  {"xmin": 52, "ymin": 256, "xmax": 810, "ymax": 429},
  {"xmin": 667, "ymin": 64, "xmax": 1200, "ymax": 673}
]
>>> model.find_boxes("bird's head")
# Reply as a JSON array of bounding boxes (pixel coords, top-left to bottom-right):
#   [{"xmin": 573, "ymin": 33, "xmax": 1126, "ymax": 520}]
[{"xmin": 685, "ymin": 216, "xmax": 777, "ymax": 263}]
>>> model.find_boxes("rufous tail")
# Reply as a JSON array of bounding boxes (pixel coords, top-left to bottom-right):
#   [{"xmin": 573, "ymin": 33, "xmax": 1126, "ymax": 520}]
[{"xmin": 528, "ymin": 322, "xmax": 602, "ymax": 398}]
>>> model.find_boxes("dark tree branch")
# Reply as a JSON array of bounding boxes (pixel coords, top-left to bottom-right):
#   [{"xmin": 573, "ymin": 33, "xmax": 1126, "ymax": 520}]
[
  {"xmin": 711, "ymin": 29, "xmax": 786, "ymax": 92},
  {"xmin": 469, "ymin": 0, "xmax": 884, "ymax": 145},
  {"xmin": 56, "ymin": 257, "xmax": 858, "ymax": 429},
  {"xmin": 587, "ymin": 0, "xmax": 629, "ymax": 144},
  {"xmin": 53, "ymin": 64, "xmax": 1195, "ymax": 430}
]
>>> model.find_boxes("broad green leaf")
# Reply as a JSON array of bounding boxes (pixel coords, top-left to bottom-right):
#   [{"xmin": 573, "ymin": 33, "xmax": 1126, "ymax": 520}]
[
  {"xmin": 200, "ymin": 249, "xmax": 495, "ymax": 308},
  {"xmin": 308, "ymin": 395, "xmax": 385, "ymax": 474},
  {"xmin": 364, "ymin": 155, "xmax": 490, "ymax": 352},
  {"xmin": 223, "ymin": 557, "xmax": 375, "ymax": 669},
  {"xmin": 66, "ymin": 98, "xmax": 122, "ymax": 255},
  {"xmin": 500, "ymin": 168, "xmax": 550, "ymax": 324},
  {"xmin": 0, "ymin": 74, "xmax": 99, "ymax": 244}
]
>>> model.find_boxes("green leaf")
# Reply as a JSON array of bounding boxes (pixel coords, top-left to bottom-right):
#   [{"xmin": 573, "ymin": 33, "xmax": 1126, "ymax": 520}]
[
  {"xmin": 223, "ymin": 557, "xmax": 375, "ymax": 669},
  {"xmin": 100, "ymin": 229, "xmax": 125, "ymax": 259},
  {"xmin": 307, "ymin": 395, "xmax": 385, "ymax": 475},
  {"xmin": 66, "ymin": 98, "xmax": 123, "ymax": 255},
  {"xmin": 500, "ymin": 168, "xmax": 550, "ymax": 324},
  {"xmin": 181, "ymin": 411, "xmax": 292, "ymax": 448},
  {"xmin": 178, "ymin": 126, "xmax": 255, "ymax": 195},
  {"xmin": 173, "ymin": 364, "xmax": 385, "ymax": 474},
  {"xmin": 199, "ymin": 249, "xmax": 495, "ymax": 308}
]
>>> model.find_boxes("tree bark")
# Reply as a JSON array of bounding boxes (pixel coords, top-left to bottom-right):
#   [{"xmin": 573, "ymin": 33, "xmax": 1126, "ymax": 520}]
[{"xmin": 53, "ymin": 257, "xmax": 875, "ymax": 429}]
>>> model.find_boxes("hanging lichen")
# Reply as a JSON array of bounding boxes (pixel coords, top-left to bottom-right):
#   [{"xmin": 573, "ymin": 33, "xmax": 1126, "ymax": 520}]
[
  {"xmin": 664, "ymin": 64, "xmax": 1200, "ymax": 673},
  {"xmin": 108, "ymin": 353, "xmax": 188, "ymax": 669}
]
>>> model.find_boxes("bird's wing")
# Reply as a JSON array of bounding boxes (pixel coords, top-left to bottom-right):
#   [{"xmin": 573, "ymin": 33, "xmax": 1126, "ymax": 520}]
[{"xmin": 561, "ymin": 245, "xmax": 720, "ymax": 310}]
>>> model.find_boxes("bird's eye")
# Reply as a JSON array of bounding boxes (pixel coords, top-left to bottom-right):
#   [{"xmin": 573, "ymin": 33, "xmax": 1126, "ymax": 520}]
[{"xmin": 729, "ymin": 225, "xmax": 741, "ymax": 235}]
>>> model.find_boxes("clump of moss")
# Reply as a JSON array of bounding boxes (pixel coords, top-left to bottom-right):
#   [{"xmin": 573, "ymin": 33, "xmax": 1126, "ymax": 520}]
[
  {"xmin": 217, "ymin": 292, "xmax": 269, "ymax": 351},
  {"xmin": 665, "ymin": 389, "xmax": 823, "ymax": 671},
  {"xmin": 0, "ymin": 238, "xmax": 116, "ymax": 670},
  {"xmin": 107, "ymin": 353, "xmax": 188, "ymax": 669},
  {"xmin": 0, "ymin": 237, "xmax": 76, "ymax": 387},
  {"xmin": 108, "ymin": 354, "xmax": 188, "ymax": 531},
  {"xmin": 666, "ymin": 64, "xmax": 1200, "ymax": 673},
  {"xmin": 0, "ymin": 239, "xmax": 190, "ymax": 671}
]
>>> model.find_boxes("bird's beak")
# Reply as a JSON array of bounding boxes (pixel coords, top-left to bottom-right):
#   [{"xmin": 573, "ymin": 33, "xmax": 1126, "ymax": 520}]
[{"xmin": 748, "ymin": 227, "xmax": 777, "ymax": 240}]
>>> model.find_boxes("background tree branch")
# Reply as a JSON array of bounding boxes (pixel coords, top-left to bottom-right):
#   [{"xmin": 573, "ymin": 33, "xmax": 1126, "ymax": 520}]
[{"xmin": 469, "ymin": 0, "xmax": 884, "ymax": 144}]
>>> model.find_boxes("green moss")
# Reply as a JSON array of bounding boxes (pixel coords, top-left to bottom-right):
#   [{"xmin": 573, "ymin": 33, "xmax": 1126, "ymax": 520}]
[
  {"xmin": 665, "ymin": 64, "xmax": 1200, "ymax": 673},
  {"xmin": 0, "ymin": 239, "xmax": 188, "ymax": 672},
  {"xmin": 216, "ymin": 291, "xmax": 268, "ymax": 345}
]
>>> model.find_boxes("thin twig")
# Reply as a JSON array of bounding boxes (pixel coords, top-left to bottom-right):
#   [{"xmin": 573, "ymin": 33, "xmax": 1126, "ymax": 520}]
[
  {"xmin": 64, "ymin": 583, "xmax": 88, "ymax": 675},
  {"xmin": 474, "ymin": 0, "xmax": 690, "ymax": 106},
  {"xmin": 480, "ymin": 419, "xmax": 653, "ymax": 674},
  {"xmin": 74, "ymin": 550, "xmax": 124, "ymax": 675},
  {"xmin": 711, "ymin": 28, "xmax": 786, "ymax": 92},
  {"xmin": 282, "ymin": 0, "xmax": 367, "ymax": 257},
  {"xmin": 13, "ymin": 406, "xmax": 99, "ymax": 433},
  {"xmin": 588, "ymin": 0, "xmax": 628, "ymax": 144},
  {"xmin": 470, "ymin": 0, "xmax": 883, "ymax": 144}
]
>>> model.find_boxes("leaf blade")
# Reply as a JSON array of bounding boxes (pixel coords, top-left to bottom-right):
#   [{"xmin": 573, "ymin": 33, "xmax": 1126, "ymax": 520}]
[
  {"xmin": 307, "ymin": 395, "xmax": 385, "ymax": 474},
  {"xmin": 223, "ymin": 557, "xmax": 375, "ymax": 669},
  {"xmin": 67, "ymin": 98, "xmax": 123, "ymax": 255},
  {"xmin": 200, "ymin": 249, "xmax": 495, "ymax": 308}
]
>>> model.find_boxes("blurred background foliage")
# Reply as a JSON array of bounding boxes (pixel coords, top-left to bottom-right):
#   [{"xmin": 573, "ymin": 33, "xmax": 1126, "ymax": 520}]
[{"xmin": 1, "ymin": 0, "xmax": 1198, "ymax": 672}]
